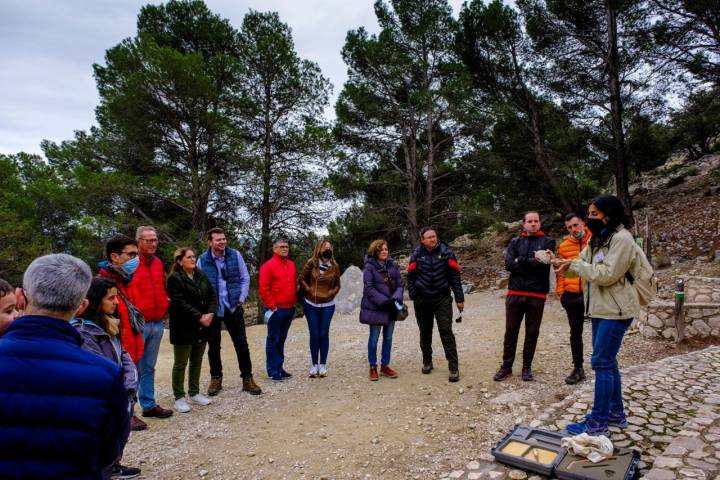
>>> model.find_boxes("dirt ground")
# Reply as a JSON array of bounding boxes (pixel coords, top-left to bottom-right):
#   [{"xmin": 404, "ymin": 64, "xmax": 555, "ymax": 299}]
[{"xmin": 125, "ymin": 290, "xmax": 710, "ymax": 479}]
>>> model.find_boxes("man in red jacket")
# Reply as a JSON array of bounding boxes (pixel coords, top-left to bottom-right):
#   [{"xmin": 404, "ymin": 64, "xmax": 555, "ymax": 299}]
[
  {"xmin": 128, "ymin": 226, "xmax": 173, "ymax": 420},
  {"xmin": 98, "ymin": 234, "xmax": 147, "ymax": 431},
  {"xmin": 258, "ymin": 239, "xmax": 297, "ymax": 381}
]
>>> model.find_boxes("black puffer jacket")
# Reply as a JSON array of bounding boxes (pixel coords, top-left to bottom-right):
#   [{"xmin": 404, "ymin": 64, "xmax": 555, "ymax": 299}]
[
  {"xmin": 407, "ymin": 242, "xmax": 464, "ymax": 302},
  {"xmin": 504, "ymin": 232, "xmax": 556, "ymax": 295},
  {"xmin": 167, "ymin": 269, "xmax": 217, "ymax": 345}
]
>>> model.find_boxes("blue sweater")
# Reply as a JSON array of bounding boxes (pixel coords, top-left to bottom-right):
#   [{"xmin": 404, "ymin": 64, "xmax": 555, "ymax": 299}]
[{"xmin": 0, "ymin": 315, "xmax": 130, "ymax": 479}]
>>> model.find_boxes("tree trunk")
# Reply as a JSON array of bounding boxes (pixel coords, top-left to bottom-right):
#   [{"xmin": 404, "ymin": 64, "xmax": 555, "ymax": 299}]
[
  {"xmin": 257, "ymin": 89, "xmax": 274, "ymax": 324},
  {"xmin": 189, "ymin": 152, "xmax": 209, "ymax": 233},
  {"xmin": 529, "ymin": 104, "xmax": 574, "ymax": 214},
  {"xmin": 606, "ymin": 2, "xmax": 634, "ymax": 223},
  {"xmin": 424, "ymin": 109, "xmax": 435, "ymax": 226},
  {"xmin": 403, "ymin": 130, "xmax": 419, "ymax": 249}
]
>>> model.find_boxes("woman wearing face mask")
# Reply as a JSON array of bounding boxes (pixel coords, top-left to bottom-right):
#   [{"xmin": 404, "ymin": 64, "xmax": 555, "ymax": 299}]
[
  {"xmin": 72, "ymin": 277, "xmax": 141, "ymax": 479},
  {"xmin": 300, "ymin": 239, "xmax": 341, "ymax": 377},
  {"xmin": 552, "ymin": 195, "xmax": 640, "ymax": 437},
  {"xmin": 97, "ymin": 234, "xmax": 147, "ymax": 431}
]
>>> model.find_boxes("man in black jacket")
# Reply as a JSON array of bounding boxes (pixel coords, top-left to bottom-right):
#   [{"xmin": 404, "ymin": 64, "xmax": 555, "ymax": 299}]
[
  {"xmin": 408, "ymin": 227, "xmax": 465, "ymax": 382},
  {"xmin": 495, "ymin": 211, "xmax": 556, "ymax": 382}
]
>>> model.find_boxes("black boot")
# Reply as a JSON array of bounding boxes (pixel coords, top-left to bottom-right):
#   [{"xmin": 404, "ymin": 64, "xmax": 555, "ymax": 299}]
[{"xmin": 565, "ymin": 367, "xmax": 586, "ymax": 385}]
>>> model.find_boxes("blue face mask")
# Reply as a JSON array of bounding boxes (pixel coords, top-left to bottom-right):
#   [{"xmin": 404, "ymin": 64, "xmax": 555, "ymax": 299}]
[{"xmin": 122, "ymin": 256, "xmax": 140, "ymax": 276}]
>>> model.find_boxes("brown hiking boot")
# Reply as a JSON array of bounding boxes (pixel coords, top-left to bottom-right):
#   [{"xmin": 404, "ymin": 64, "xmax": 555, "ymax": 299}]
[
  {"xmin": 369, "ymin": 366, "xmax": 379, "ymax": 381},
  {"xmin": 242, "ymin": 376, "xmax": 262, "ymax": 395},
  {"xmin": 207, "ymin": 377, "xmax": 223, "ymax": 397},
  {"xmin": 380, "ymin": 365, "xmax": 398, "ymax": 378}
]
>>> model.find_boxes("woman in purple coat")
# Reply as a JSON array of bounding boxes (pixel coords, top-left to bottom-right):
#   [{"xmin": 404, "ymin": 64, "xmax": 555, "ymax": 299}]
[{"xmin": 360, "ymin": 239, "xmax": 404, "ymax": 381}]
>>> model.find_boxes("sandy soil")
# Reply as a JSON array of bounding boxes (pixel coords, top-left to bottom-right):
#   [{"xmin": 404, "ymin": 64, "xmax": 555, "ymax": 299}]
[{"xmin": 124, "ymin": 290, "xmax": 706, "ymax": 479}]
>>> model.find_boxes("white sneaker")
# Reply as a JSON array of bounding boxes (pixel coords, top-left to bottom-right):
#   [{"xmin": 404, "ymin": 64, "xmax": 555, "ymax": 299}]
[
  {"xmin": 175, "ymin": 398, "xmax": 191, "ymax": 413},
  {"xmin": 318, "ymin": 364, "xmax": 328, "ymax": 377},
  {"xmin": 188, "ymin": 393, "xmax": 212, "ymax": 406},
  {"xmin": 309, "ymin": 365, "xmax": 318, "ymax": 378}
]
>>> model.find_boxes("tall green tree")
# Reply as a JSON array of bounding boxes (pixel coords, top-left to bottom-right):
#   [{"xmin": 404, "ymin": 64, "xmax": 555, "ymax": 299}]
[
  {"xmin": 335, "ymin": 0, "xmax": 466, "ymax": 247},
  {"xmin": 456, "ymin": 0, "xmax": 576, "ymax": 213},
  {"xmin": 651, "ymin": 0, "xmax": 720, "ymax": 84},
  {"xmin": 235, "ymin": 10, "xmax": 333, "ymax": 265},
  {"xmin": 520, "ymin": 0, "xmax": 657, "ymax": 220},
  {"xmin": 93, "ymin": 0, "xmax": 247, "ymax": 236}
]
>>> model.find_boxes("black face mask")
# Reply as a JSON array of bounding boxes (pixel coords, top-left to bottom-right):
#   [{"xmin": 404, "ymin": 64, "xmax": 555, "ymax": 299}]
[
  {"xmin": 321, "ymin": 250, "xmax": 333, "ymax": 260},
  {"xmin": 586, "ymin": 218, "xmax": 606, "ymax": 236}
]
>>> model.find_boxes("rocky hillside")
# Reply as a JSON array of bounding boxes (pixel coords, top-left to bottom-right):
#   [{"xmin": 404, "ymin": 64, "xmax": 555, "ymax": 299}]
[{"xmin": 450, "ymin": 152, "xmax": 720, "ymax": 299}]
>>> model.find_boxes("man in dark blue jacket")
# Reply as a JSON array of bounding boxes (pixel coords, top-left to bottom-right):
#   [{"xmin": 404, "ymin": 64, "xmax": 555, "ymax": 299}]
[
  {"xmin": 408, "ymin": 227, "xmax": 465, "ymax": 382},
  {"xmin": 0, "ymin": 254, "xmax": 130, "ymax": 480},
  {"xmin": 494, "ymin": 211, "xmax": 556, "ymax": 382}
]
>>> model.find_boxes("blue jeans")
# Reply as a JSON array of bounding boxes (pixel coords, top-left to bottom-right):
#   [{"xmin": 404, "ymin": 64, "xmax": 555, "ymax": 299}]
[
  {"xmin": 138, "ymin": 320, "xmax": 164, "ymax": 411},
  {"xmin": 368, "ymin": 321, "xmax": 395, "ymax": 367},
  {"xmin": 266, "ymin": 307, "xmax": 295, "ymax": 377},
  {"xmin": 589, "ymin": 318, "xmax": 632, "ymax": 423},
  {"xmin": 305, "ymin": 302, "xmax": 335, "ymax": 365}
]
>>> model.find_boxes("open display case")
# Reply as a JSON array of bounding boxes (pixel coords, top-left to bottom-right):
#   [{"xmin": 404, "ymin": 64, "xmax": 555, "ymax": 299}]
[{"xmin": 491, "ymin": 424, "xmax": 640, "ymax": 479}]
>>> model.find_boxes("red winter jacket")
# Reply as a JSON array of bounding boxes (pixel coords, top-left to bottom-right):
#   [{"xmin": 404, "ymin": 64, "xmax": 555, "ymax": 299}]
[
  {"xmin": 97, "ymin": 264, "xmax": 144, "ymax": 363},
  {"xmin": 128, "ymin": 254, "xmax": 169, "ymax": 323},
  {"xmin": 258, "ymin": 254, "xmax": 297, "ymax": 311}
]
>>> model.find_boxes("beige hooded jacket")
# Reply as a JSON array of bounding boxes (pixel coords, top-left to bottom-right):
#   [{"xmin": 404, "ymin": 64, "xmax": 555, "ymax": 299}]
[{"xmin": 565, "ymin": 225, "xmax": 640, "ymax": 320}]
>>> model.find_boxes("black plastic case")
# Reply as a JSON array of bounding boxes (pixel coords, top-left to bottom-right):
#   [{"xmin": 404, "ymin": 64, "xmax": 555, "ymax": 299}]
[
  {"xmin": 491, "ymin": 424, "xmax": 640, "ymax": 480},
  {"xmin": 491, "ymin": 425, "xmax": 566, "ymax": 476},
  {"xmin": 554, "ymin": 448, "xmax": 640, "ymax": 480}
]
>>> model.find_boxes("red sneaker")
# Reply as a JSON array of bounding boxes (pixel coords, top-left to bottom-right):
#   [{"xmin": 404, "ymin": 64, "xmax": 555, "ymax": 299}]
[
  {"xmin": 380, "ymin": 365, "xmax": 398, "ymax": 378},
  {"xmin": 369, "ymin": 366, "xmax": 379, "ymax": 381}
]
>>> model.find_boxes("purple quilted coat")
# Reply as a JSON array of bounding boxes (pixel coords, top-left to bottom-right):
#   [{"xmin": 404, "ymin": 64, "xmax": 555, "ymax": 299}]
[{"xmin": 359, "ymin": 255, "xmax": 404, "ymax": 326}]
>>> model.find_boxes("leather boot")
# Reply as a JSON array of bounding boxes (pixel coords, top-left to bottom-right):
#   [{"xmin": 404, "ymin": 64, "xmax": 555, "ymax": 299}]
[
  {"xmin": 565, "ymin": 367, "xmax": 586, "ymax": 385},
  {"xmin": 207, "ymin": 377, "xmax": 223, "ymax": 397},
  {"xmin": 242, "ymin": 375, "xmax": 262, "ymax": 395}
]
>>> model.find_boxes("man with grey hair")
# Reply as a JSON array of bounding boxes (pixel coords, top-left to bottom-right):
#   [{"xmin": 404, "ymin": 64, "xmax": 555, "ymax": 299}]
[
  {"xmin": 128, "ymin": 226, "xmax": 173, "ymax": 419},
  {"xmin": 0, "ymin": 254, "xmax": 130, "ymax": 478}
]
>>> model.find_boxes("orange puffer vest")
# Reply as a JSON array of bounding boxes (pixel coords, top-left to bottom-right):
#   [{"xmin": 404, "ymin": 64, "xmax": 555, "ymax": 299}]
[{"xmin": 556, "ymin": 228, "xmax": 591, "ymax": 295}]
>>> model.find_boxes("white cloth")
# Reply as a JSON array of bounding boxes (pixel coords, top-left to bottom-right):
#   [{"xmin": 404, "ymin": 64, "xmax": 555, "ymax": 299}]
[{"xmin": 561, "ymin": 433, "xmax": 613, "ymax": 463}]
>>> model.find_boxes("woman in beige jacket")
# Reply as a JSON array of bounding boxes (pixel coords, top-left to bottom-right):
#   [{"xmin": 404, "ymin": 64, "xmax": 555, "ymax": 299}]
[{"xmin": 553, "ymin": 195, "xmax": 639, "ymax": 437}]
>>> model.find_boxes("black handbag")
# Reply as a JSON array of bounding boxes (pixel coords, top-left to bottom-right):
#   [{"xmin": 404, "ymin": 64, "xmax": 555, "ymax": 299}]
[
  {"xmin": 396, "ymin": 303, "xmax": 409, "ymax": 321},
  {"xmin": 117, "ymin": 289, "xmax": 145, "ymax": 334}
]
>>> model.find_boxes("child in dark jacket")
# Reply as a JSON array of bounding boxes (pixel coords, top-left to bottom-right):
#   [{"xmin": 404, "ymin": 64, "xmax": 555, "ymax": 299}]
[{"xmin": 72, "ymin": 277, "xmax": 140, "ymax": 480}]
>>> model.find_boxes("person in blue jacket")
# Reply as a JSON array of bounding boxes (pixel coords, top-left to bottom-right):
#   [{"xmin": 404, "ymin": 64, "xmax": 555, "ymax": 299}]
[
  {"xmin": 360, "ymin": 239, "xmax": 404, "ymax": 381},
  {"xmin": 0, "ymin": 254, "xmax": 130, "ymax": 480}
]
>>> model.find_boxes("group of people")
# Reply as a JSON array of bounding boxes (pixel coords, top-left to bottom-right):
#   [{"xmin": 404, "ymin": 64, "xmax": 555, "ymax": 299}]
[
  {"xmin": 0, "ymin": 193, "xmax": 645, "ymax": 477},
  {"xmin": 494, "ymin": 194, "xmax": 643, "ymax": 437}
]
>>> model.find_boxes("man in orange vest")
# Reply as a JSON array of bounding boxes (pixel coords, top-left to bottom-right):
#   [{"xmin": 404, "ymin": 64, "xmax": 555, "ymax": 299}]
[{"xmin": 556, "ymin": 213, "xmax": 591, "ymax": 385}]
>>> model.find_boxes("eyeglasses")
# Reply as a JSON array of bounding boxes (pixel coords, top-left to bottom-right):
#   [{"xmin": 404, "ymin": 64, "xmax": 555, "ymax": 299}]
[{"xmin": 120, "ymin": 250, "xmax": 138, "ymax": 258}]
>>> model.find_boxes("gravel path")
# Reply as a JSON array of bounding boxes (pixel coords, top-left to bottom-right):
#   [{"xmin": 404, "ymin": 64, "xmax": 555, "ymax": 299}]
[{"xmin": 123, "ymin": 290, "xmax": 714, "ymax": 479}]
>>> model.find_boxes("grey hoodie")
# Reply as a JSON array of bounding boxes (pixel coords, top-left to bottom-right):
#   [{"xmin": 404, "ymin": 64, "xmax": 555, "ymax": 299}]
[{"xmin": 71, "ymin": 317, "xmax": 138, "ymax": 393}]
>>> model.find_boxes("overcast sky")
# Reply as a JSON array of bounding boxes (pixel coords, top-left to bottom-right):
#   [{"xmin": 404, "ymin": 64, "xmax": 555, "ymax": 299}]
[{"xmin": 0, "ymin": 0, "xmax": 466, "ymax": 156}]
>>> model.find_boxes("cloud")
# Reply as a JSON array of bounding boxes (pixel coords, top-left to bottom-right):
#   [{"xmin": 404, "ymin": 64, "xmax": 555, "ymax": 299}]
[{"xmin": 0, "ymin": 0, "xmax": 465, "ymax": 156}]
